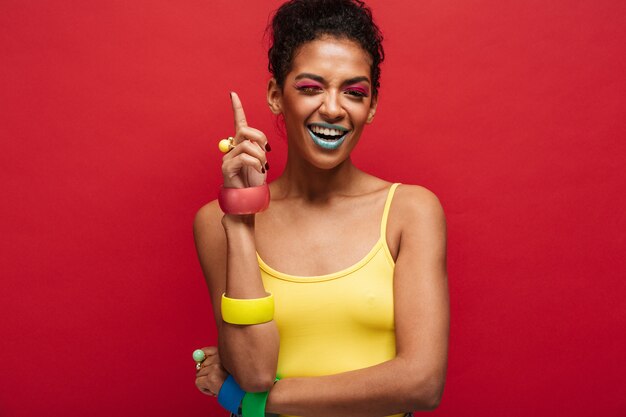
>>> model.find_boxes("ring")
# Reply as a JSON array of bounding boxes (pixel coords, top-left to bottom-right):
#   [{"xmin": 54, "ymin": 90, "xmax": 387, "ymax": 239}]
[
  {"xmin": 193, "ymin": 349, "xmax": 206, "ymax": 370},
  {"xmin": 219, "ymin": 136, "xmax": 235, "ymax": 153}
]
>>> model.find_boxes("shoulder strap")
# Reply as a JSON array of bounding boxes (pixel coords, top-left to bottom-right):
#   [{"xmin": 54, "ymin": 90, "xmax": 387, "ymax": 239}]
[{"xmin": 380, "ymin": 183, "xmax": 401, "ymax": 239}]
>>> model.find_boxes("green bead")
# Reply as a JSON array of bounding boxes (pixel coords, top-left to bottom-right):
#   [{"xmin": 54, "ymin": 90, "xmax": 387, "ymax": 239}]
[{"xmin": 192, "ymin": 349, "xmax": 206, "ymax": 362}]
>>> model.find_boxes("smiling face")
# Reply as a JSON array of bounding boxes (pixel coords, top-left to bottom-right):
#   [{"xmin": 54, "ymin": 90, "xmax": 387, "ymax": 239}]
[{"xmin": 268, "ymin": 36, "xmax": 378, "ymax": 169}]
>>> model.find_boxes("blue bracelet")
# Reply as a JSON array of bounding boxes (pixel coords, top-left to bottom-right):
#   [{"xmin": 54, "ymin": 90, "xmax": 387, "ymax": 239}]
[{"xmin": 218, "ymin": 375, "xmax": 247, "ymax": 415}]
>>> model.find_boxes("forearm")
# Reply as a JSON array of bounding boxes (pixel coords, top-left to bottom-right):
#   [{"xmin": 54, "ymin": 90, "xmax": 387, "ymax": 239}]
[
  {"xmin": 266, "ymin": 356, "xmax": 444, "ymax": 417},
  {"xmin": 219, "ymin": 214, "xmax": 279, "ymax": 392}
]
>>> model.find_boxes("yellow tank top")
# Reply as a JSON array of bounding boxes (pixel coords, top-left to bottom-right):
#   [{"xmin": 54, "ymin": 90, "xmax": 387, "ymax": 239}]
[{"xmin": 258, "ymin": 183, "xmax": 404, "ymax": 417}]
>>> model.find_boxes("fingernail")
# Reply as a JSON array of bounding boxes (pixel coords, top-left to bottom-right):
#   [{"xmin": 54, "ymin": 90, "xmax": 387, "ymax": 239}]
[
  {"xmin": 261, "ymin": 167, "xmax": 266, "ymax": 174},
  {"xmin": 265, "ymin": 162, "xmax": 270, "ymax": 171},
  {"xmin": 265, "ymin": 143, "xmax": 272, "ymax": 152},
  {"xmin": 229, "ymin": 92, "xmax": 233, "ymax": 99}
]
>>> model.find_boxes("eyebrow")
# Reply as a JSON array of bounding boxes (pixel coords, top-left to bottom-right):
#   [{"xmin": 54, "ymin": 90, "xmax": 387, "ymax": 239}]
[{"xmin": 294, "ymin": 73, "xmax": 371, "ymax": 85}]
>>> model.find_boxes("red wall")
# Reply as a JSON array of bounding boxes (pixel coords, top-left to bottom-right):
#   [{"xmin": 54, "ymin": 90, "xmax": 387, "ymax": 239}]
[{"xmin": 2, "ymin": 1, "xmax": 625, "ymax": 415}]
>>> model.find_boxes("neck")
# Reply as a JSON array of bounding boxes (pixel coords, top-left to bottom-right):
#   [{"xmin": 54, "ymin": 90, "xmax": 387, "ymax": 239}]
[{"xmin": 276, "ymin": 152, "xmax": 361, "ymax": 201}]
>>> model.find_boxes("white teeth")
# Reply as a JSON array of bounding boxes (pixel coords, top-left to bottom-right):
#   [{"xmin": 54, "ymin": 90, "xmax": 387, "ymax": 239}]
[{"xmin": 310, "ymin": 125, "xmax": 345, "ymax": 137}]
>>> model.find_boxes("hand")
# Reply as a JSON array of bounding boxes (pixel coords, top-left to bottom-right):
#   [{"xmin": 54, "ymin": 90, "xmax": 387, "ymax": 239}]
[
  {"xmin": 195, "ymin": 346, "xmax": 228, "ymax": 397},
  {"xmin": 222, "ymin": 92, "xmax": 269, "ymax": 189}
]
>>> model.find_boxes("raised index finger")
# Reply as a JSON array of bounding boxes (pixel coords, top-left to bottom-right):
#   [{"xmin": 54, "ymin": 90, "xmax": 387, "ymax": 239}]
[{"xmin": 230, "ymin": 92, "xmax": 248, "ymax": 131}]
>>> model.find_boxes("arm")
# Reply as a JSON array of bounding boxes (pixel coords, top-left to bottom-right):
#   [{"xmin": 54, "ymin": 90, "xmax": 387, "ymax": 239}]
[
  {"xmin": 194, "ymin": 202, "xmax": 280, "ymax": 392},
  {"xmin": 193, "ymin": 93, "xmax": 279, "ymax": 392},
  {"xmin": 264, "ymin": 185, "xmax": 449, "ymax": 416}
]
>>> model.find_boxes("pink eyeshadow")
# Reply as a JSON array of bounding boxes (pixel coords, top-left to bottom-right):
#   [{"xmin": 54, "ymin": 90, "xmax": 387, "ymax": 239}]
[{"xmin": 345, "ymin": 85, "xmax": 369, "ymax": 95}]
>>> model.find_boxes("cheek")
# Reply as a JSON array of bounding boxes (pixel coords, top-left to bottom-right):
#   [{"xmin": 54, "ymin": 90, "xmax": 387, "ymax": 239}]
[
  {"xmin": 283, "ymin": 97, "xmax": 319, "ymax": 124},
  {"xmin": 345, "ymin": 104, "xmax": 372, "ymax": 126}
]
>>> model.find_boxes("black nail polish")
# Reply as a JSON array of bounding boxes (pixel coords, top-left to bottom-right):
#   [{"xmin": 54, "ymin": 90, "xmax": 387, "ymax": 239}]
[
  {"xmin": 265, "ymin": 162, "xmax": 270, "ymax": 171},
  {"xmin": 262, "ymin": 167, "xmax": 266, "ymax": 174},
  {"xmin": 229, "ymin": 92, "xmax": 233, "ymax": 99},
  {"xmin": 265, "ymin": 143, "xmax": 272, "ymax": 152}
]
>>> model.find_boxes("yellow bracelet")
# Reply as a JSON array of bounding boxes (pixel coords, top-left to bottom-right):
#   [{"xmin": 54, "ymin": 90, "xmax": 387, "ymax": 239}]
[{"xmin": 221, "ymin": 293, "xmax": 274, "ymax": 325}]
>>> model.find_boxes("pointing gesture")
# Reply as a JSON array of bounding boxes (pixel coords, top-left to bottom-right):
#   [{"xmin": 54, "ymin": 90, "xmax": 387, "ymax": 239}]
[
  {"xmin": 221, "ymin": 92, "xmax": 269, "ymax": 189},
  {"xmin": 231, "ymin": 91, "xmax": 248, "ymax": 131}
]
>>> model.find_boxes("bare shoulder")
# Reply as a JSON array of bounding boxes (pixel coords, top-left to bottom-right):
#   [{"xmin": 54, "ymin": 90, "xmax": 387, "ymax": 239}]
[
  {"xmin": 193, "ymin": 199, "xmax": 224, "ymax": 239},
  {"xmin": 385, "ymin": 184, "xmax": 445, "ymax": 260},
  {"xmin": 392, "ymin": 184, "xmax": 446, "ymax": 229}
]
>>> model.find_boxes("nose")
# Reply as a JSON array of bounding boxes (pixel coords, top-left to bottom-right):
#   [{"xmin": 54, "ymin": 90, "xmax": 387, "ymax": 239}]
[{"xmin": 319, "ymin": 91, "xmax": 345, "ymax": 121}]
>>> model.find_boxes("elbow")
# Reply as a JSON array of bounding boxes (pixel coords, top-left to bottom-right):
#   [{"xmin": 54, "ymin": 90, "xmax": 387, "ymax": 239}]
[
  {"xmin": 408, "ymin": 373, "xmax": 445, "ymax": 411},
  {"xmin": 236, "ymin": 373, "xmax": 276, "ymax": 393},
  {"xmin": 218, "ymin": 338, "xmax": 279, "ymax": 393},
  {"xmin": 423, "ymin": 388, "xmax": 444, "ymax": 411},
  {"xmin": 221, "ymin": 352, "xmax": 276, "ymax": 392},
  {"xmin": 227, "ymin": 357, "xmax": 276, "ymax": 393}
]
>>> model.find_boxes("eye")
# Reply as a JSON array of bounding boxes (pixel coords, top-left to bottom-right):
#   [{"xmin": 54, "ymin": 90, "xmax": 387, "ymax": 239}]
[
  {"xmin": 344, "ymin": 88, "xmax": 369, "ymax": 98},
  {"xmin": 295, "ymin": 84, "xmax": 323, "ymax": 94}
]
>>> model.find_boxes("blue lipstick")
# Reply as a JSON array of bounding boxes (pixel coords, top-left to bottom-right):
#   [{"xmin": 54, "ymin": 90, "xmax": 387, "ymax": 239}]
[
  {"xmin": 307, "ymin": 123, "xmax": 350, "ymax": 150},
  {"xmin": 307, "ymin": 129, "xmax": 347, "ymax": 150}
]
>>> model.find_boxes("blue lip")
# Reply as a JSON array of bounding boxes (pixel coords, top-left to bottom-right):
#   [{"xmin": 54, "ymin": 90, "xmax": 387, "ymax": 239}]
[
  {"xmin": 307, "ymin": 129, "xmax": 347, "ymax": 150},
  {"xmin": 308, "ymin": 122, "xmax": 350, "ymax": 132}
]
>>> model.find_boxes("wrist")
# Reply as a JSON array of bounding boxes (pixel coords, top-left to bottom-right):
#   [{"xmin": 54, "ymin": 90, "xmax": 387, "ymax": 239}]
[
  {"xmin": 217, "ymin": 374, "xmax": 281, "ymax": 417},
  {"xmin": 221, "ymin": 213, "xmax": 255, "ymax": 229},
  {"xmin": 264, "ymin": 379, "xmax": 282, "ymax": 415}
]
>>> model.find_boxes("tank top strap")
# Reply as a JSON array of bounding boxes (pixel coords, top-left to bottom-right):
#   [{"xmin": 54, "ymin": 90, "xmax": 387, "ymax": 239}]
[{"xmin": 380, "ymin": 183, "xmax": 401, "ymax": 240}]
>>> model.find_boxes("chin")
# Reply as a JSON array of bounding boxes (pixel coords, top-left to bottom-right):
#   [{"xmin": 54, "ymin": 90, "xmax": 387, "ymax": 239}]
[
  {"xmin": 304, "ymin": 144, "xmax": 355, "ymax": 171},
  {"xmin": 310, "ymin": 156, "xmax": 347, "ymax": 170}
]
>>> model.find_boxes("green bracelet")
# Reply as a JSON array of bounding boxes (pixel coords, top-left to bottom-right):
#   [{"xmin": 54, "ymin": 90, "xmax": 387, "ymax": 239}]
[{"xmin": 241, "ymin": 378, "xmax": 280, "ymax": 417}]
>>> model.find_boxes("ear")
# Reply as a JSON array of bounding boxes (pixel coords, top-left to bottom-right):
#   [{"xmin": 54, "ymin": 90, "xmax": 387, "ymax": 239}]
[
  {"xmin": 267, "ymin": 78, "xmax": 283, "ymax": 115},
  {"xmin": 366, "ymin": 93, "xmax": 378, "ymax": 124}
]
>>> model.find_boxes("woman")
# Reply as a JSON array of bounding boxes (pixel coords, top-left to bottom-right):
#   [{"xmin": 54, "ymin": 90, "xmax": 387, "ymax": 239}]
[{"xmin": 193, "ymin": 1, "xmax": 449, "ymax": 416}]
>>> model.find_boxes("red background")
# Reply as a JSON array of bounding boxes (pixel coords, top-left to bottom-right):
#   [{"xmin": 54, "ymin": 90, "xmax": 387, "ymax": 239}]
[{"xmin": 1, "ymin": 0, "xmax": 625, "ymax": 416}]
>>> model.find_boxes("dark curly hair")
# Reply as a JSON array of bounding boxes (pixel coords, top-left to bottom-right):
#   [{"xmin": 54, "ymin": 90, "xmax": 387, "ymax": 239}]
[{"xmin": 267, "ymin": 0, "xmax": 385, "ymax": 96}]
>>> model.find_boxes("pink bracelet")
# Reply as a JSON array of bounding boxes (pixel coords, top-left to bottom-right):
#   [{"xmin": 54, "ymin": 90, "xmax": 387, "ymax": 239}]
[{"xmin": 218, "ymin": 184, "xmax": 270, "ymax": 215}]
